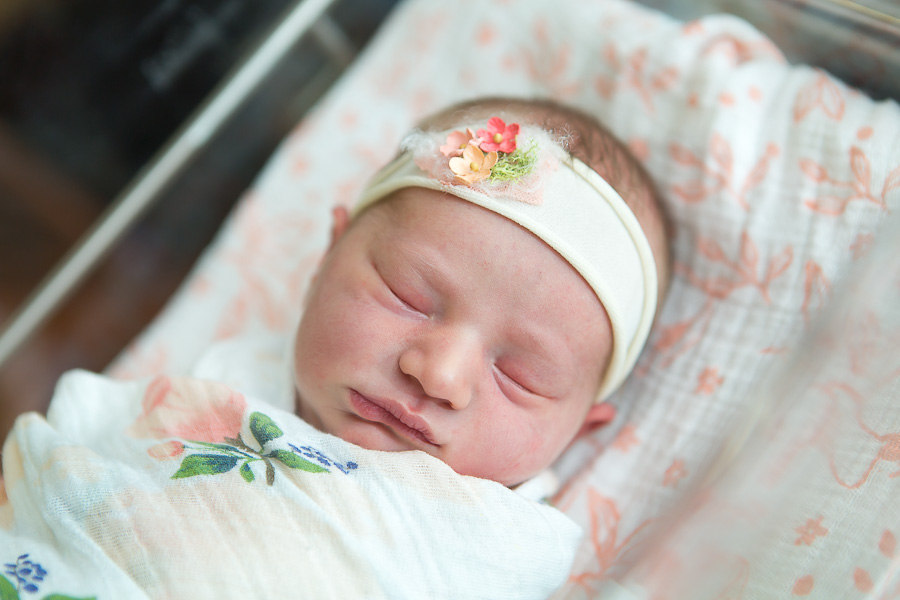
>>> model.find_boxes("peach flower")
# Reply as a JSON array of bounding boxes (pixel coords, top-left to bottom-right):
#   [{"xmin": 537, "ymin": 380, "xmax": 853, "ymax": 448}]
[
  {"xmin": 449, "ymin": 144, "xmax": 498, "ymax": 184},
  {"xmin": 439, "ymin": 127, "xmax": 480, "ymax": 157}
]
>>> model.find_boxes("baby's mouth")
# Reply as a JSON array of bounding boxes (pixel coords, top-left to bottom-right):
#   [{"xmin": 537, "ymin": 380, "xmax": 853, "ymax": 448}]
[{"xmin": 349, "ymin": 390, "xmax": 439, "ymax": 447}]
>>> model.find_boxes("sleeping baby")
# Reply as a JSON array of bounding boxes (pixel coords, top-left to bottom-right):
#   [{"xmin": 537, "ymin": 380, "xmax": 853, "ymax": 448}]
[
  {"xmin": 0, "ymin": 97, "xmax": 669, "ymax": 599},
  {"xmin": 292, "ymin": 96, "xmax": 670, "ymax": 487}
]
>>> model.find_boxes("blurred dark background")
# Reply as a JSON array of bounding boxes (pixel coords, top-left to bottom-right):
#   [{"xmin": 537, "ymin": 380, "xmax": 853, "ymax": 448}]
[{"xmin": 0, "ymin": 0, "xmax": 399, "ymax": 443}]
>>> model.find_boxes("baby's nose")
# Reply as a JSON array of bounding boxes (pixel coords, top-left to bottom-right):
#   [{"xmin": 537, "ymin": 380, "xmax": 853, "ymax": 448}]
[{"xmin": 398, "ymin": 328, "xmax": 479, "ymax": 409}]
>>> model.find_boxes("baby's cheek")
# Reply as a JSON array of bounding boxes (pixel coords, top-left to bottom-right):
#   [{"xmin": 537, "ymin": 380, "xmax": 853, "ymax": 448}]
[
  {"xmin": 514, "ymin": 416, "xmax": 576, "ymax": 473},
  {"xmin": 295, "ymin": 316, "xmax": 351, "ymax": 385},
  {"xmin": 482, "ymin": 416, "xmax": 562, "ymax": 483},
  {"xmin": 517, "ymin": 424, "xmax": 562, "ymax": 471},
  {"xmin": 524, "ymin": 429, "xmax": 549, "ymax": 454},
  {"xmin": 338, "ymin": 305, "xmax": 405, "ymax": 371}
]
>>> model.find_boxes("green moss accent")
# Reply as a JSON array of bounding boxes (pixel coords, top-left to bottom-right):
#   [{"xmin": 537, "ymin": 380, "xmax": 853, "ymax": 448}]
[{"xmin": 489, "ymin": 138, "xmax": 538, "ymax": 182}]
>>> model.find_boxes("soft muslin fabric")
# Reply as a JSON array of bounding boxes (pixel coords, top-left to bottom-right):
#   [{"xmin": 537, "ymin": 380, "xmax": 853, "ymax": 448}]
[{"xmin": 0, "ymin": 366, "xmax": 579, "ymax": 598}]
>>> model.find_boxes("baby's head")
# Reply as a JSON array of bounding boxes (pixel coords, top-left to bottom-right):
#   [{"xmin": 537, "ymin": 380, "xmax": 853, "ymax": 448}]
[{"xmin": 293, "ymin": 98, "xmax": 669, "ymax": 486}]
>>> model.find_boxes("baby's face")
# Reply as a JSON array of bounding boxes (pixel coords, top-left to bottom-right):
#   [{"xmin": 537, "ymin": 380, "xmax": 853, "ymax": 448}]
[{"xmin": 292, "ymin": 188, "xmax": 614, "ymax": 486}]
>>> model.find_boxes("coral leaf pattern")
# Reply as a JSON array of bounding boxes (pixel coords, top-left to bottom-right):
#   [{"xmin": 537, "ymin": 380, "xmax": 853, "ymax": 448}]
[
  {"xmin": 792, "ymin": 575, "xmax": 814, "ymax": 596},
  {"xmin": 801, "ymin": 261, "xmax": 830, "ymax": 323},
  {"xmin": 695, "ymin": 367, "xmax": 724, "ymax": 395},
  {"xmin": 670, "ymin": 136, "xmax": 777, "ymax": 209},
  {"xmin": 854, "ymin": 568, "xmax": 873, "ymax": 592},
  {"xmin": 677, "ymin": 232, "xmax": 791, "ymax": 303},
  {"xmin": 880, "ymin": 530, "xmax": 896, "ymax": 558},
  {"xmin": 799, "ymin": 159, "xmax": 829, "ymax": 182},
  {"xmin": 794, "ymin": 516, "xmax": 828, "ymax": 546},
  {"xmin": 801, "ymin": 146, "xmax": 898, "ymax": 214},
  {"xmin": 850, "ymin": 146, "xmax": 871, "ymax": 192},
  {"xmin": 793, "ymin": 73, "xmax": 846, "ymax": 122},
  {"xmin": 883, "ymin": 165, "xmax": 900, "ymax": 196}
]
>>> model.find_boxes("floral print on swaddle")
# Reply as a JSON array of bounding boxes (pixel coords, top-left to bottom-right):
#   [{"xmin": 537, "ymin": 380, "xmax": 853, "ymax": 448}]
[
  {"xmin": 160, "ymin": 412, "xmax": 358, "ymax": 485},
  {"xmin": 1, "ymin": 368, "xmax": 578, "ymax": 597},
  {"xmin": 133, "ymin": 376, "xmax": 359, "ymax": 485},
  {"xmin": 2, "ymin": 554, "xmax": 92, "ymax": 600}
]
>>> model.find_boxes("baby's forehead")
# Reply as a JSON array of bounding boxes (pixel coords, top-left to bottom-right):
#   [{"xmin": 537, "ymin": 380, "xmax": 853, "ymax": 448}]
[
  {"xmin": 373, "ymin": 187, "xmax": 560, "ymax": 249},
  {"xmin": 367, "ymin": 188, "xmax": 515, "ymax": 245},
  {"xmin": 377, "ymin": 186, "xmax": 517, "ymax": 228}
]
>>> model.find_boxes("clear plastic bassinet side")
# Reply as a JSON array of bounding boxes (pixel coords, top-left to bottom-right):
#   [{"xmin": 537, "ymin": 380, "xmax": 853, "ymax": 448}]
[
  {"xmin": 633, "ymin": 0, "xmax": 900, "ymax": 101},
  {"xmin": 603, "ymin": 211, "xmax": 900, "ymax": 598}
]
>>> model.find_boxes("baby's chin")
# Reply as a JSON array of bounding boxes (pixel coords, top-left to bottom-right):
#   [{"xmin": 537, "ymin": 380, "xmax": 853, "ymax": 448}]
[
  {"xmin": 447, "ymin": 458, "xmax": 547, "ymax": 488},
  {"xmin": 331, "ymin": 420, "xmax": 422, "ymax": 454}
]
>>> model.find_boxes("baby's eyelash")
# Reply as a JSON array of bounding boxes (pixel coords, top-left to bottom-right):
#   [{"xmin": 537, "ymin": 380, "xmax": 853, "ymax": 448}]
[
  {"xmin": 388, "ymin": 285, "xmax": 417, "ymax": 310},
  {"xmin": 383, "ymin": 279, "xmax": 427, "ymax": 315},
  {"xmin": 372, "ymin": 260, "xmax": 424, "ymax": 314},
  {"xmin": 494, "ymin": 365, "xmax": 538, "ymax": 396}
]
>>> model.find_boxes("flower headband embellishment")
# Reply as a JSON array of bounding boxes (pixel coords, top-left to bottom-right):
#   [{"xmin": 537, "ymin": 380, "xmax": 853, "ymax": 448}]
[{"xmin": 439, "ymin": 117, "xmax": 537, "ymax": 185}]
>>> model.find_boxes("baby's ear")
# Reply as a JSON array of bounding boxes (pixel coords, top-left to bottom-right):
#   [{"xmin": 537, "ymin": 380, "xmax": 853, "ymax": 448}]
[
  {"xmin": 574, "ymin": 402, "xmax": 616, "ymax": 441},
  {"xmin": 328, "ymin": 206, "xmax": 351, "ymax": 251}
]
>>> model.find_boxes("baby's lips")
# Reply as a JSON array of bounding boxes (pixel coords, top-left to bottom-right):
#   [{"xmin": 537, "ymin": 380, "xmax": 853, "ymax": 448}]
[{"xmin": 349, "ymin": 389, "xmax": 440, "ymax": 447}]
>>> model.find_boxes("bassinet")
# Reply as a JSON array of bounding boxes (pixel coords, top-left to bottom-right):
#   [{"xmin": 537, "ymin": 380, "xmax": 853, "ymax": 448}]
[{"xmin": 4, "ymin": 0, "xmax": 900, "ymax": 597}]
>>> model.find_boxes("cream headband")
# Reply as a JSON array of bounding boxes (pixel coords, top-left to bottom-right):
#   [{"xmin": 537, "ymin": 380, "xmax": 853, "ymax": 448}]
[{"xmin": 354, "ymin": 118, "xmax": 657, "ymax": 400}]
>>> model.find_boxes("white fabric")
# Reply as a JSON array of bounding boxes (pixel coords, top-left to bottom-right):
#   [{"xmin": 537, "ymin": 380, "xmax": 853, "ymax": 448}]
[
  {"xmin": 616, "ymin": 211, "xmax": 900, "ymax": 598},
  {"xmin": 355, "ymin": 126, "xmax": 657, "ymax": 400},
  {"xmin": 94, "ymin": 0, "xmax": 900, "ymax": 597},
  {"xmin": 1, "ymin": 367, "xmax": 580, "ymax": 598}
]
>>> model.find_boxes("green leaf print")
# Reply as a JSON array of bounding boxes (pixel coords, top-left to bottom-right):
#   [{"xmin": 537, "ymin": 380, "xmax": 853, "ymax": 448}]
[
  {"xmin": 0, "ymin": 574, "xmax": 18, "ymax": 600},
  {"xmin": 43, "ymin": 595, "xmax": 97, "ymax": 600},
  {"xmin": 249, "ymin": 412, "xmax": 283, "ymax": 447},
  {"xmin": 239, "ymin": 461, "xmax": 255, "ymax": 483},
  {"xmin": 191, "ymin": 440, "xmax": 252, "ymax": 455},
  {"xmin": 167, "ymin": 413, "xmax": 347, "ymax": 485},
  {"xmin": 172, "ymin": 454, "xmax": 238, "ymax": 479},
  {"xmin": 268, "ymin": 449, "xmax": 328, "ymax": 473}
]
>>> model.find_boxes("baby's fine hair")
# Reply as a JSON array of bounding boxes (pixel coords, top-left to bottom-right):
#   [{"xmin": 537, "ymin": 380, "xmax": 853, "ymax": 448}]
[{"xmin": 418, "ymin": 97, "xmax": 671, "ymax": 305}]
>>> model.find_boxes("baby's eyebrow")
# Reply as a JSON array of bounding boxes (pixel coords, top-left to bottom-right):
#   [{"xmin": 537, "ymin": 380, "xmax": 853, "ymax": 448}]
[
  {"xmin": 403, "ymin": 250, "xmax": 442, "ymax": 280},
  {"xmin": 389, "ymin": 242, "xmax": 459, "ymax": 293}
]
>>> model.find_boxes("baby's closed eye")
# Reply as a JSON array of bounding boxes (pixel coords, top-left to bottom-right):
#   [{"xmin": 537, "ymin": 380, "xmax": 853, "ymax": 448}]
[
  {"xmin": 385, "ymin": 280, "xmax": 425, "ymax": 313},
  {"xmin": 492, "ymin": 361, "xmax": 558, "ymax": 401},
  {"xmin": 372, "ymin": 260, "xmax": 431, "ymax": 316}
]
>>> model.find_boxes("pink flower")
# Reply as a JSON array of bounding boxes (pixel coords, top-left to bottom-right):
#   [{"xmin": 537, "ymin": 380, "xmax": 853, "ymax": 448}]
[
  {"xmin": 449, "ymin": 144, "xmax": 498, "ymax": 184},
  {"xmin": 477, "ymin": 117, "xmax": 519, "ymax": 153},
  {"xmin": 127, "ymin": 375, "xmax": 247, "ymax": 443},
  {"xmin": 439, "ymin": 127, "xmax": 480, "ymax": 157},
  {"xmin": 147, "ymin": 440, "xmax": 186, "ymax": 460}
]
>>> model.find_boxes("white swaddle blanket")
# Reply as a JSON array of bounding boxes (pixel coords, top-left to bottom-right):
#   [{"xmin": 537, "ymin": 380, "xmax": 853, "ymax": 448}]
[{"xmin": 1, "ymin": 350, "xmax": 580, "ymax": 599}]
